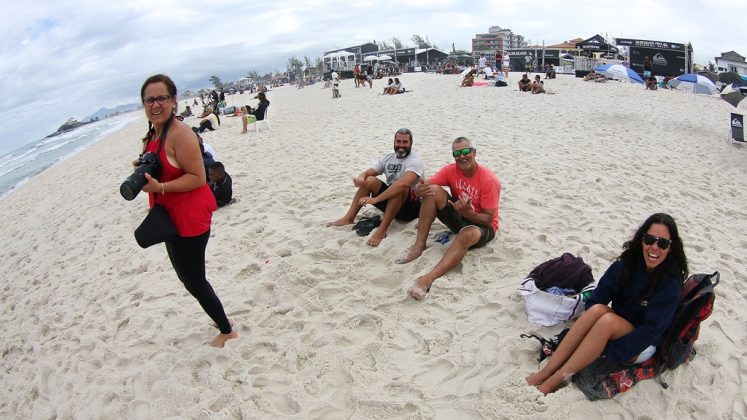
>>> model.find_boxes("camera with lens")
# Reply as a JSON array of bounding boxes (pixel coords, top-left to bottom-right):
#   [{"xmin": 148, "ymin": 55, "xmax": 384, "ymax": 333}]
[{"xmin": 120, "ymin": 152, "xmax": 162, "ymax": 201}]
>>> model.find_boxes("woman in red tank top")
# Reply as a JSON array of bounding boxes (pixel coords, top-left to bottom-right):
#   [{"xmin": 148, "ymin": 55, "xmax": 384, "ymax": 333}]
[{"xmin": 137, "ymin": 74, "xmax": 236, "ymax": 348}]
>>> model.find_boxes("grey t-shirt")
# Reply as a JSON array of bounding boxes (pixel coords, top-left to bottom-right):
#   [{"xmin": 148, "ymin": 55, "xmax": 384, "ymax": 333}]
[{"xmin": 372, "ymin": 152, "xmax": 424, "ymax": 187}]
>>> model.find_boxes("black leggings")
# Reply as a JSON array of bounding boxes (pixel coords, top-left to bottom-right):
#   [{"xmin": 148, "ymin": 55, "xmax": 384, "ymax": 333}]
[{"xmin": 165, "ymin": 230, "xmax": 231, "ymax": 334}]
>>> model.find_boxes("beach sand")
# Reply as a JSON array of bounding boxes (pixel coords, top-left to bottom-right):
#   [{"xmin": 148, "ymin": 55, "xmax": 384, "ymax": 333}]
[{"xmin": 1, "ymin": 73, "xmax": 746, "ymax": 418}]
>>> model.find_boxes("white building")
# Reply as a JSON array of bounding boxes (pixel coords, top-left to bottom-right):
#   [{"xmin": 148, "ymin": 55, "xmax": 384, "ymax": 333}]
[{"xmin": 715, "ymin": 51, "xmax": 747, "ymax": 75}]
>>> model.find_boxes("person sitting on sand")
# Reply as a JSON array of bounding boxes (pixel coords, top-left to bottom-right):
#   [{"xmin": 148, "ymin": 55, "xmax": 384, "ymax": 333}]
[
  {"xmin": 583, "ymin": 70, "xmax": 598, "ymax": 81},
  {"xmin": 180, "ymin": 105, "xmax": 193, "ymax": 118},
  {"xmin": 527, "ymin": 213, "xmax": 688, "ymax": 395},
  {"xmin": 240, "ymin": 92, "xmax": 270, "ymax": 133},
  {"xmin": 208, "ymin": 161, "xmax": 233, "ymax": 208},
  {"xmin": 326, "ymin": 128, "xmax": 424, "ymax": 247},
  {"xmin": 531, "ymin": 75, "xmax": 545, "ymax": 94},
  {"xmin": 645, "ymin": 75, "xmax": 658, "ymax": 90},
  {"xmin": 518, "ymin": 74, "xmax": 532, "ymax": 91},
  {"xmin": 396, "ymin": 137, "xmax": 501, "ymax": 300},
  {"xmin": 461, "ymin": 71, "xmax": 474, "ymax": 87},
  {"xmin": 546, "ymin": 64, "xmax": 556, "ymax": 79},
  {"xmin": 384, "ymin": 78, "xmax": 404, "ymax": 94},
  {"xmin": 196, "ymin": 106, "xmax": 219, "ymax": 132},
  {"xmin": 383, "ymin": 78, "xmax": 394, "ymax": 93}
]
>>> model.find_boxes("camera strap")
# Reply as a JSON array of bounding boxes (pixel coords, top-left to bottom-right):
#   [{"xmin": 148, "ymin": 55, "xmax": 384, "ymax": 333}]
[
  {"xmin": 142, "ymin": 114, "xmax": 175, "ymax": 155},
  {"xmin": 144, "ymin": 115, "xmax": 175, "ymax": 202}
]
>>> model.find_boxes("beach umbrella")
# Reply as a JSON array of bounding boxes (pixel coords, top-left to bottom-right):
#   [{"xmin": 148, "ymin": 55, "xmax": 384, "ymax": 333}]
[
  {"xmin": 720, "ymin": 84, "xmax": 747, "ymax": 107},
  {"xmin": 363, "ymin": 55, "xmax": 378, "ymax": 62},
  {"xmin": 718, "ymin": 72, "xmax": 743, "ymax": 85},
  {"xmin": 696, "ymin": 71, "xmax": 717, "ymax": 84},
  {"xmin": 670, "ymin": 74, "xmax": 718, "ymax": 95},
  {"xmin": 377, "ymin": 54, "xmax": 393, "ymax": 60},
  {"xmin": 600, "ymin": 64, "xmax": 644, "ymax": 84},
  {"xmin": 593, "ymin": 63, "xmax": 612, "ymax": 72}
]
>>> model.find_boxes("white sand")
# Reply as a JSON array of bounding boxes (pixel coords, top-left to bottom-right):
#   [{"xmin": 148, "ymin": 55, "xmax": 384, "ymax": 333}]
[{"xmin": 1, "ymin": 73, "xmax": 746, "ymax": 418}]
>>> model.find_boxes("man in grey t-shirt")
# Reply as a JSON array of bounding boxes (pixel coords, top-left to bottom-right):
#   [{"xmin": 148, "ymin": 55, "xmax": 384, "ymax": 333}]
[{"xmin": 327, "ymin": 128, "xmax": 424, "ymax": 246}]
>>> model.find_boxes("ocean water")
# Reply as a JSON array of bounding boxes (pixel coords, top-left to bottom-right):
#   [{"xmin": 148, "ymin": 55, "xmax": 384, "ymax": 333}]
[{"xmin": 0, "ymin": 112, "xmax": 142, "ymax": 200}]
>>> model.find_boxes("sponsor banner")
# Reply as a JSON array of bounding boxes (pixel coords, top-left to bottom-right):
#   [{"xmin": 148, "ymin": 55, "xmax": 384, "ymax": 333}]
[
  {"xmin": 615, "ymin": 38, "xmax": 686, "ymax": 51},
  {"xmin": 732, "ymin": 113, "xmax": 745, "ymax": 142},
  {"xmin": 630, "ymin": 48, "xmax": 688, "ymax": 76},
  {"xmin": 506, "ymin": 49, "xmax": 535, "ymax": 57}
]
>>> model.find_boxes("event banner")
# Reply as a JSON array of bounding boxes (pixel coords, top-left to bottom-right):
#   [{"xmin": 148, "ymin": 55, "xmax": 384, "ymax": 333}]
[{"xmin": 615, "ymin": 38, "xmax": 686, "ymax": 51}]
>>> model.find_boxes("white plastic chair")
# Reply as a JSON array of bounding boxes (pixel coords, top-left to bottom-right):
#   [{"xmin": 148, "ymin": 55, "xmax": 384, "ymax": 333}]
[{"xmin": 255, "ymin": 108, "xmax": 270, "ymax": 132}]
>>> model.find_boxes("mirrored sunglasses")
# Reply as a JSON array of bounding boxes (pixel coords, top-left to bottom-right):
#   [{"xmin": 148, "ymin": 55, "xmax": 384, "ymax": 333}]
[{"xmin": 452, "ymin": 147, "xmax": 474, "ymax": 157}]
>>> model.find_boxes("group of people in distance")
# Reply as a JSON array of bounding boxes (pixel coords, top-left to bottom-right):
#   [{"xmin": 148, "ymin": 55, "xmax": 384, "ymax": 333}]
[
  {"xmin": 133, "ymin": 75, "xmax": 693, "ymax": 404},
  {"xmin": 326, "ymin": 129, "xmax": 501, "ymax": 301},
  {"xmin": 353, "ymin": 64, "xmax": 373, "ymax": 88},
  {"xmin": 518, "ymin": 74, "xmax": 546, "ymax": 94},
  {"xmin": 383, "ymin": 78, "xmax": 406, "ymax": 94}
]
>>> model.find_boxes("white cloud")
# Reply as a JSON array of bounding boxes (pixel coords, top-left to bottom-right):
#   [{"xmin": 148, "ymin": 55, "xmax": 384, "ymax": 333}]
[{"xmin": 0, "ymin": 0, "xmax": 743, "ymax": 154}]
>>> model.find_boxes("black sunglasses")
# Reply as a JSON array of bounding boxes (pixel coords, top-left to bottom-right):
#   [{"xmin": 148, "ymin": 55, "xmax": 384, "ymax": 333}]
[
  {"xmin": 642, "ymin": 233, "xmax": 671, "ymax": 250},
  {"xmin": 452, "ymin": 147, "xmax": 475, "ymax": 157}
]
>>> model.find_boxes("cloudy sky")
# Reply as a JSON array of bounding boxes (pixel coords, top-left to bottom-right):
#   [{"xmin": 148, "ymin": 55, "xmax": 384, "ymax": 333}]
[{"xmin": 0, "ymin": 0, "xmax": 742, "ymax": 154}]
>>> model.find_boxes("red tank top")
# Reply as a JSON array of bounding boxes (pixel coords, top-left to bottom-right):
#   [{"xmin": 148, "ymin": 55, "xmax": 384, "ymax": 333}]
[{"xmin": 145, "ymin": 132, "xmax": 217, "ymax": 237}]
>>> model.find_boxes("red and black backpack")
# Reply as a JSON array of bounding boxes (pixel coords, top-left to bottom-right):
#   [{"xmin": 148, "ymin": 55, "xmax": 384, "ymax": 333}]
[{"xmin": 655, "ymin": 271, "xmax": 719, "ymax": 386}]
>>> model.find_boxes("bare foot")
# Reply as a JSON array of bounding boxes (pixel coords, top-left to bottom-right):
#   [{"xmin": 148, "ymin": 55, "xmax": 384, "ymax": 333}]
[
  {"xmin": 240, "ymin": 130, "xmax": 247, "ymax": 134},
  {"xmin": 210, "ymin": 331, "xmax": 238, "ymax": 348},
  {"xmin": 326, "ymin": 218, "xmax": 354, "ymax": 227},
  {"xmin": 395, "ymin": 245, "xmax": 424, "ymax": 264},
  {"xmin": 526, "ymin": 371, "xmax": 547, "ymax": 386},
  {"xmin": 407, "ymin": 277, "xmax": 431, "ymax": 300},
  {"xmin": 367, "ymin": 229, "xmax": 386, "ymax": 246},
  {"xmin": 535, "ymin": 372, "xmax": 570, "ymax": 396}
]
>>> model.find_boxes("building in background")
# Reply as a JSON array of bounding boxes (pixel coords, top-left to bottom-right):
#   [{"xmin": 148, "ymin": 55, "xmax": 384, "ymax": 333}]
[
  {"xmin": 715, "ymin": 51, "xmax": 747, "ymax": 75},
  {"xmin": 472, "ymin": 26, "xmax": 527, "ymax": 67}
]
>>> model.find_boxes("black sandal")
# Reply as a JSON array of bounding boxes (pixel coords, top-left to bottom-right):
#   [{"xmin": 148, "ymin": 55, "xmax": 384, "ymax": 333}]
[{"xmin": 352, "ymin": 215, "xmax": 382, "ymax": 236}]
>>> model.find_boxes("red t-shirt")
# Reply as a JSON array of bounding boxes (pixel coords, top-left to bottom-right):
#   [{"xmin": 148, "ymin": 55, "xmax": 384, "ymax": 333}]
[
  {"xmin": 145, "ymin": 137, "xmax": 217, "ymax": 237},
  {"xmin": 430, "ymin": 163, "xmax": 501, "ymax": 230}
]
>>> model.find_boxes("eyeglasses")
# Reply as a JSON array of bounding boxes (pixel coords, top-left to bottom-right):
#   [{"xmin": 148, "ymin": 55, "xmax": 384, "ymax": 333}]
[
  {"xmin": 452, "ymin": 147, "xmax": 475, "ymax": 157},
  {"xmin": 642, "ymin": 233, "xmax": 671, "ymax": 250},
  {"xmin": 143, "ymin": 95, "xmax": 171, "ymax": 106}
]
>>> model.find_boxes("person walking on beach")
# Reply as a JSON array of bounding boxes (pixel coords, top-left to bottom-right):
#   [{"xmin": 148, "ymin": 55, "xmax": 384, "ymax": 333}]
[
  {"xmin": 526, "ymin": 213, "xmax": 688, "ymax": 395},
  {"xmin": 365, "ymin": 64, "xmax": 374, "ymax": 88},
  {"xmin": 478, "ymin": 53, "xmax": 487, "ymax": 74},
  {"xmin": 135, "ymin": 74, "xmax": 236, "ymax": 348},
  {"xmin": 326, "ymin": 128, "xmax": 424, "ymax": 247},
  {"xmin": 396, "ymin": 137, "xmax": 501, "ymax": 300},
  {"xmin": 353, "ymin": 64, "xmax": 361, "ymax": 87}
]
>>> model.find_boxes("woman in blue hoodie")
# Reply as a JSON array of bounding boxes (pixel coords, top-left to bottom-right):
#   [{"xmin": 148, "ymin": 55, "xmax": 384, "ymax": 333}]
[{"xmin": 527, "ymin": 213, "xmax": 689, "ymax": 395}]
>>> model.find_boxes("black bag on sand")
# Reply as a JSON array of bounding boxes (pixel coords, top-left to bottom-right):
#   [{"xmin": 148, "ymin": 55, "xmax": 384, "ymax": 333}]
[{"xmin": 134, "ymin": 204, "xmax": 179, "ymax": 248}]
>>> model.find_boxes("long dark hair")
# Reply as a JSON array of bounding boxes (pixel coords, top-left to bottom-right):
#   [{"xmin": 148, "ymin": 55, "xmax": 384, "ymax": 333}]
[
  {"xmin": 618, "ymin": 213, "xmax": 689, "ymax": 298},
  {"xmin": 140, "ymin": 74, "xmax": 177, "ymax": 142}
]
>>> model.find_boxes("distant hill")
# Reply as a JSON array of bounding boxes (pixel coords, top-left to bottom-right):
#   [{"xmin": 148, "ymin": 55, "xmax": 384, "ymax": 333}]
[
  {"xmin": 85, "ymin": 103, "xmax": 142, "ymax": 122},
  {"xmin": 45, "ymin": 118, "xmax": 93, "ymax": 138}
]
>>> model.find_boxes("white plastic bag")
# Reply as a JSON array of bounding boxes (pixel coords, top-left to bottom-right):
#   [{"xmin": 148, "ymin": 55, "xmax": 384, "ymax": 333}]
[{"xmin": 519, "ymin": 278, "xmax": 596, "ymax": 327}]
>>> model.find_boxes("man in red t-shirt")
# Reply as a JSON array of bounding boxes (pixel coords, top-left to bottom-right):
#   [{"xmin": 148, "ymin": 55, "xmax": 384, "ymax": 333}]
[{"xmin": 396, "ymin": 137, "xmax": 501, "ymax": 300}]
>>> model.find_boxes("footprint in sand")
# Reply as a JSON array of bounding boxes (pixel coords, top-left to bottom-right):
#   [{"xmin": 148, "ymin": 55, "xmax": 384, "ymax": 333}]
[
  {"xmin": 414, "ymin": 358, "xmax": 455, "ymax": 387},
  {"xmin": 476, "ymin": 331, "xmax": 501, "ymax": 365},
  {"xmin": 130, "ymin": 374, "xmax": 151, "ymax": 420}
]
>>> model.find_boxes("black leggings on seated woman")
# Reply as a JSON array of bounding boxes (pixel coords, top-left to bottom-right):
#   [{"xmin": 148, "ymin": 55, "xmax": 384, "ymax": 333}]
[{"xmin": 165, "ymin": 230, "xmax": 232, "ymax": 334}]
